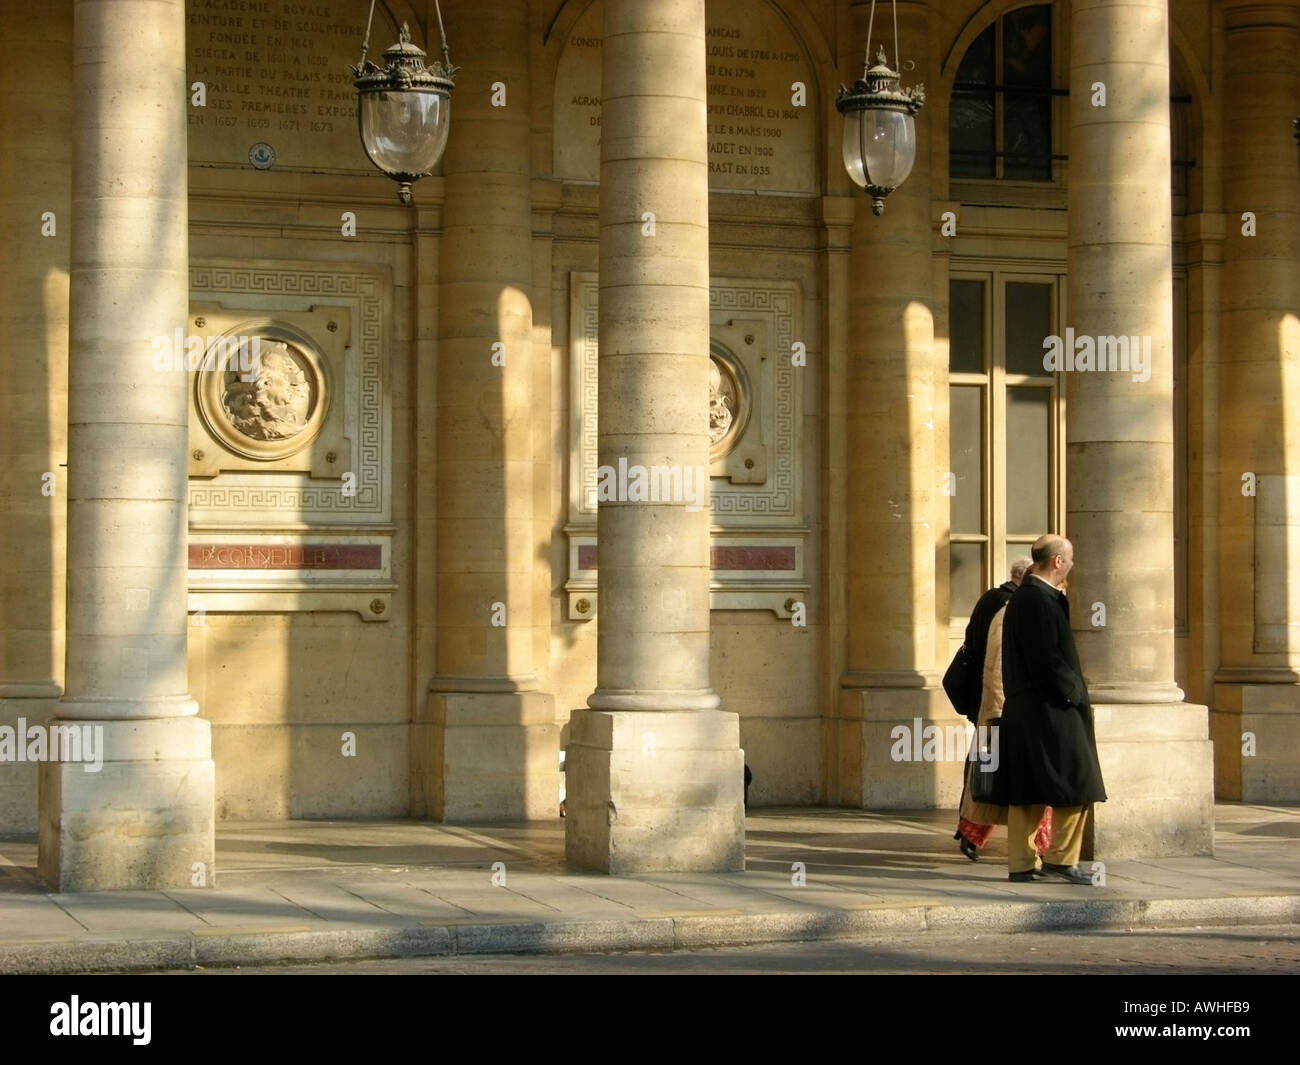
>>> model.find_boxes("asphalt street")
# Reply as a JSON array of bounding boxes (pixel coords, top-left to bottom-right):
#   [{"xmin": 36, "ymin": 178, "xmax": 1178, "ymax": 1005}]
[{"xmin": 174, "ymin": 923, "xmax": 1300, "ymax": 975}]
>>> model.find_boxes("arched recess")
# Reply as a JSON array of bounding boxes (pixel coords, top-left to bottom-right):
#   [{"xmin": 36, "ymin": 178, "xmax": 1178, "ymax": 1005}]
[
  {"xmin": 541, "ymin": 0, "xmax": 838, "ymax": 194},
  {"xmin": 543, "ymin": 0, "xmax": 835, "ymax": 69},
  {"xmin": 941, "ymin": 0, "xmax": 1060, "ymax": 87},
  {"xmin": 941, "ymin": 0, "xmax": 1208, "ymax": 191},
  {"xmin": 941, "ymin": 0, "xmax": 1065, "ymax": 188},
  {"xmin": 940, "ymin": 0, "xmax": 1207, "ymax": 205}
]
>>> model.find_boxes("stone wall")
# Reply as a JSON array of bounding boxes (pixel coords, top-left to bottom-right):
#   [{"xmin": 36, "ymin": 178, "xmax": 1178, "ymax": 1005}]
[{"xmin": 0, "ymin": 0, "xmax": 1293, "ymax": 842}]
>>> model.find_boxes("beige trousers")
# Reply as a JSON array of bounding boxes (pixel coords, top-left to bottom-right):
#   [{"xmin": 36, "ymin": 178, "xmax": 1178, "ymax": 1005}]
[{"xmin": 1008, "ymin": 804, "xmax": 1087, "ymax": 873}]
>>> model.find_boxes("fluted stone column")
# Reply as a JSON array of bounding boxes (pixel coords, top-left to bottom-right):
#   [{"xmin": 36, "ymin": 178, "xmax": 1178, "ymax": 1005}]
[
  {"xmin": 0, "ymin": 2, "xmax": 71, "ymax": 832},
  {"xmin": 1066, "ymin": 0, "xmax": 1212, "ymax": 856},
  {"xmin": 564, "ymin": 0, "xmax": 744, "ymax": 873},
  {"xmin": 428, "ymin": 0, "xmax": 556, "ymax": 821},
  {"xmin": 836, "ymin": 0, "xmax": 947, "ymax": 808},
  {"xmin": 39, "ymin": 0, "xmax": 214, "ymax": 891},
  {"xmin": 1212, "ymin": 1, "xmax": 1300, "ymax": 801}
]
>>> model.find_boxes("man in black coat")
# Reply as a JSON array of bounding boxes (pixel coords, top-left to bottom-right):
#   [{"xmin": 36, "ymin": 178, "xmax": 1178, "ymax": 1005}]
[{"xmin": 997, "ymin": 534, "xmax": 1107, "ymax": 884}]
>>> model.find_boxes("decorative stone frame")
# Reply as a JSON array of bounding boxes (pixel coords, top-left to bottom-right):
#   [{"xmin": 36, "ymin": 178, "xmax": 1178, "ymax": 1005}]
[
  {"xmin": 709, "ymin": 341, "xmax": 750, "ymax": 461},
  {"xmin": 565, "ymin": 272, "xmax": 807, "ymax": 619},
  {"xmin": 186, "ymin": 261, "xmax": 395, "ymax": 621},
  {"xmin": 708, "ymin": 325, "xmax": 768, "ymax": 485},
  {"xmin": 197, "ymin": 333, "xmax": 327, "ymax": 462},
  {"xmin": 188, "ymin": 307, "xmax": 348, "ymax": 478}
]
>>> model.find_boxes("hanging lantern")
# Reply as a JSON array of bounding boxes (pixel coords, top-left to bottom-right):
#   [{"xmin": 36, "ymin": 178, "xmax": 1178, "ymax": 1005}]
[
  {"xmin": 352, "ymin": 4, "xmax": 456, "ymax": 205},
  {"xmin": 836, "ymin": 1, "xmax": 925, "ymax": 216}
]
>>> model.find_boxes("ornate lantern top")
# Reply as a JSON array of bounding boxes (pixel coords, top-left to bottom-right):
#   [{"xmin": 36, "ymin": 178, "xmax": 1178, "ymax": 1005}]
[
  {"xmin": 352, "ymin": 22, "xmax": 456, "ymax": 93},
  {"xmin": 836, "ymin": 47, "xmax": 926, "ymax": 118}
]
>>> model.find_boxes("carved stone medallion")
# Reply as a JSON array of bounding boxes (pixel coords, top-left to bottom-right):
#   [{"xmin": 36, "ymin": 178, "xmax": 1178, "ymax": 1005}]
[
  {"xmin": 197, "ymin": 333, "xmax": 329, "ymax": 461},
  {"xmin": 709, "ymin": 346, "xmax": 750, "ymax": 460}
]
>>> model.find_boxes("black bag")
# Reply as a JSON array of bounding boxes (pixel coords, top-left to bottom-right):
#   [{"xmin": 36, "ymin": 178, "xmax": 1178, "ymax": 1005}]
[
  {"xmin": 942, "ymin": 644, "xmax": 980, "ymax": 724},
  {"xmin": 970, "ymin": 722, "xmax": 1002, "ymax": 805}
]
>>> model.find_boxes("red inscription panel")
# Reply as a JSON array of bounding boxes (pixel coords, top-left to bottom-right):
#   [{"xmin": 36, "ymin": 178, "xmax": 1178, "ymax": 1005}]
[
  {"xmin": 710, "ymin": 546, "xmax": 796, "ymax": 571},
  {"xmin": 577, "ymin": 545, "xmax": 795, "ymax": 571},
  {"xmin": 189, "ymin": 544, "xmax": 383, "ymax": 570}
]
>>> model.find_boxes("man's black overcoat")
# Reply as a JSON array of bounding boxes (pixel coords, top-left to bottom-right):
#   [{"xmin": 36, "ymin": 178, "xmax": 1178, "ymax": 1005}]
[{"xmin": 996, "ymin": 576, "xmax": 1107, "ymax": 807}]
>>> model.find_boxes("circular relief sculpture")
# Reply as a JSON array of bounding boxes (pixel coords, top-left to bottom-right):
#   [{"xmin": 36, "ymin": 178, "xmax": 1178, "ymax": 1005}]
[
  {"xmin": 708, "ymin": 345, "xmax": 751, "ymax": 461},
  {"xmin": 197, "ymin": 333, "xmax": 329, "ymax": 461}
]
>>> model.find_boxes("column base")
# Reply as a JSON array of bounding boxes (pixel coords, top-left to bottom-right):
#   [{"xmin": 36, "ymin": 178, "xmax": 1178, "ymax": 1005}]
[
  {"xmin": 836, "ymin": 684, "xmax": 958, "ymax": 808},
  {"xmin": 0, "ymin": 683, "xmax": 60, "ymax": 834},
  {"xmin": 564, "ymin": 709, "xmax": 744, "ymax": 874},
  {"xmin": 1212, "ymin": 681, "xmax": 1300, "ymax": 801},
  {"xmin": 1090, "ymin": 700, "xmax": 1214, "ymax": 858},
  {"xmin": 38, "ymin": 716, "xmax": 214, "ymax": 892},
  {"xmin": 424, "ymin": 690, "xmax": 558, "ymax": 821}
]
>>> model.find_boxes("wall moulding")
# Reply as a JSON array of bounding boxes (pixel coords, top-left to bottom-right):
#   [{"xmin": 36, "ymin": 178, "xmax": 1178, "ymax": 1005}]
[
  {"xmin": 563, "ymin": 527, "xmax": 810, "ymax": 620},
  {"xmin": 565, "ymin": 271, "xmax": 807, "ymax": 620},
  {"xmin": 186, "ymin": 534, "xmax": 395, "ymax": 623},
  {"xmin": 186, "ymin": 261, "xmax": 394, "ymax": 621},
  {"xmin": 186, "ymin": 303, "xmax": 350, "ymax": 479}
]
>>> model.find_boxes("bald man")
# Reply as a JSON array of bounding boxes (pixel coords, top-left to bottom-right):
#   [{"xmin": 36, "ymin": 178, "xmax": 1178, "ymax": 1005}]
[{"xmin": 996, "ymin": 534, "xmax": 1107, "ymax": 884}]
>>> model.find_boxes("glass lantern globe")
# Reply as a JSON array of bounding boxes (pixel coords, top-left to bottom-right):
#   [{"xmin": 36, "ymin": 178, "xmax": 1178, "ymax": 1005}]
[
  {"xmin": 352, "ymin": 23, "xmax": 456, "ymax": 204},
  {"xmin": 836, "ymin": 49, "xmax": 925, "ymax": 215}
]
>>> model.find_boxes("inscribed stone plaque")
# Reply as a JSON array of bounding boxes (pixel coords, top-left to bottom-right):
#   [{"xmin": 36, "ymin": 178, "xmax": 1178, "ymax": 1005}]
[
  {"xmin": 554, "ymin": 0, "xmax": 817, "ymax": 194},
  {"xmin": 186, "ymin": 0, "xmax": 400, "ymax": 173}
]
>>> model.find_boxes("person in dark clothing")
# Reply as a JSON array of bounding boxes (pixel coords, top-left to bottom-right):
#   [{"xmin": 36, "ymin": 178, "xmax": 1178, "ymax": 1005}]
[
  {"xmin": 952, "ymin": 558, "xmax": 1037, "ymax": 860},
  {"xmin": 997, "ymin": 534, "xmax": 1107, "ymax": 884},
  {"xmin": 959, "ymin": 569, "xmax": 1022, "ymax": 722}
]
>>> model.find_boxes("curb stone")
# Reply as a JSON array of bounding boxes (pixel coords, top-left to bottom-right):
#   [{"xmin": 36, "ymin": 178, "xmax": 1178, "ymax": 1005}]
[{"xmin": 1, "ymin": 893, "xmax": 1297, "ymax": 974}]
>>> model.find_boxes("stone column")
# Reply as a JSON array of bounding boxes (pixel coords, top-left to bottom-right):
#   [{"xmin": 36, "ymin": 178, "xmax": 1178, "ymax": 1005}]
[
  {"xmin": 564, "ymin": 0, "xmax": 744, "ymax": 873},
  {"xmin": 0, "ymin": 3, "xmax": 72, "ymax": 832},
  {"xmin": 39, "ymin": 0, "xmax": 214, "ymax": 891},
  {"xmin": 1212, "ymin": 1, "xmax": 1300, "ymax": 801},
  {"xmin": 1066, "ymin": 0, "xmax": 1212, "ymax": 856},
  {"xmin": 836, "ymin": 0, "xmax": 948, "ymax": 808},
  {"xmin": 428, "ymin": 0, "xmax": 557, "ymax": 821}
]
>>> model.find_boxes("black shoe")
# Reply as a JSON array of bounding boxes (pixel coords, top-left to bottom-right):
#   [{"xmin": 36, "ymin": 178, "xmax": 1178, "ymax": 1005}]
[
  {"xmin": 958, "ymin": 837, "xmax": 979, "ymax": 862},
  {"xmin": 1008, "ymin": 867, "xmax": 1044, "ymax": 882},
  {"xmin": 1039, "ymin": 862, "xmax": 1098, "ymax": 885}
]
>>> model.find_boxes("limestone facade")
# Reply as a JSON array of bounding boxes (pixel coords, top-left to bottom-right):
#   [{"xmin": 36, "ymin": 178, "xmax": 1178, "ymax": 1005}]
[{"xmin": 1, "ymin": 0, "xmax": 1297, "ymax": 884}]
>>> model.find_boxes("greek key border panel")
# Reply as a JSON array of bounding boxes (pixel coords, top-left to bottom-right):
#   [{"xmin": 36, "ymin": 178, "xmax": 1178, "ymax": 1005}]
[
  {"xmin": 570, "ymin": 273, "xmax": 799, "ymax": 521},
  {"xmin": 710, "ymin": 281, "xmax": 797, "ymax": 515},
  {"xmin": 188, "ymin": 262, "xmax": 389, "ymax": 522}
]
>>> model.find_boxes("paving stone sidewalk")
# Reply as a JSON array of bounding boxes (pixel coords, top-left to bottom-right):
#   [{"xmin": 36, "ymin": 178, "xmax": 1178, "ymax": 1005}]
[{"xmin": 0, "ymin": 803, "xmax": 1296, "ymax": 974}]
